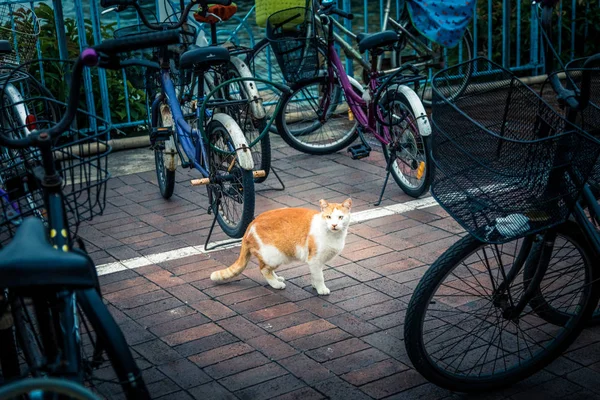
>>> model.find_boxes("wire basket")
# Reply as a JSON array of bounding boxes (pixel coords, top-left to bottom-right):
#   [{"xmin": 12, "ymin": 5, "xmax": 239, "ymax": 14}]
[
  {"xmin": 113, "ymin": 23, "xmax": 197, "ymax": 91},
  {"xmin": 0, "ymin": 94, "xmax": 111, "ymax": 248},
  {"xmin": 266, "ymin": 7, "xmax": 321, "ymax": 83},
  {"xmin": 0, "ymin": 4, "xmax": 40, "ymax": 83},
  {"xmin": 430, "ymin": 57, "xmax": 600, "ymax": 244}
]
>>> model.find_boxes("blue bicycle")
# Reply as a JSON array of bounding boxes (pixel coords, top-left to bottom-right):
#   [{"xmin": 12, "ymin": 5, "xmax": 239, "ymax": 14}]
[{"xmin": 103, "ymin": 0, "xmax": 261, "ymax": 238}]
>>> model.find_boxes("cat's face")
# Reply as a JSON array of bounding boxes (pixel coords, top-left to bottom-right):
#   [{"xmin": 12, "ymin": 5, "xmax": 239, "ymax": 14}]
[{"xmin": 319, "ymin": 198, "xmax": 352, "ymax": 233}]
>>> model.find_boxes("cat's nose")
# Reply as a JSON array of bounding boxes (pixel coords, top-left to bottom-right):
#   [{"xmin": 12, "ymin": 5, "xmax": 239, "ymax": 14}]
[{"xmin": 332, "ymin": 224, "xmax": 337, "ymax": 228}]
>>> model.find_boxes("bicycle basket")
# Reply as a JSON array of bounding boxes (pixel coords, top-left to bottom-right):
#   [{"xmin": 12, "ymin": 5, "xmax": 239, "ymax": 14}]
[
  {"xmin": 266, "ymin": 7, "xmax": 321, "ymax": 83},
  {"xmin": 0, "ymin": 4, "xmax": 40, "ymax": 83},
  {"xmin": 430, "ymin": 57, "xmax": 600, "ymax": 244},
  {"xmin": 564, "ymin": 56, "xmax": 600, "ymax": 191},
  {"xmin": 0, "ymin": 95, "xmax": 111, "ymax": 247},
  {"xmin": 113, "ymin": 23, "xmax": 197, "ymax": 90}
]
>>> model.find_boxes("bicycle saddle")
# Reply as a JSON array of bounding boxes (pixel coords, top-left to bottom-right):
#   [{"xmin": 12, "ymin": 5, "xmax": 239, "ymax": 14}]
[
  {"xmin": 179, "ymin": 45, "xmax": 230, "ymax": 70},
  {"xmin": 356, "ymin": 31, "xmax": 398, "ymax": 54},
  {"xmin": 194, "ymin": 3, "xmax": 238, "ymax": 24},
  {"xmin": 0, "ymin": 218, "xmax": 98, "ymax": 289},
  {"xmin": 0, "ymin": 40, "xmax": 11, "ymax": 54}
]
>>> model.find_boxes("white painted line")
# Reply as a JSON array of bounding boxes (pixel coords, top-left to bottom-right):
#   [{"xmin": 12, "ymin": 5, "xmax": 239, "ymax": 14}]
[{"xmin": 96, "ymin": 196, "xmax": 440, "ymax": 276}]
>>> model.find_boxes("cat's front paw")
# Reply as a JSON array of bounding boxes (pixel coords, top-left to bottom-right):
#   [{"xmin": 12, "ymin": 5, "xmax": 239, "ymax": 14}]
[
  {"xmin": 316, "ymin": 286, "xmax": 330, "ymax": 295},
  {"xmin": 268, "ymin": 280, "xmax": 286, "ymax": 290},
  {"xmin": 276, "ymin": 275, "xmax": 285, "ymax": 282}
]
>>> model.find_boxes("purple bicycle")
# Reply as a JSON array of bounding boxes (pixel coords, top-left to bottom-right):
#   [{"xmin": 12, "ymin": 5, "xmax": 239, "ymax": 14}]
[{"xmin": 269, "ymin": 2, "xmax": 432, "ymax": 201}]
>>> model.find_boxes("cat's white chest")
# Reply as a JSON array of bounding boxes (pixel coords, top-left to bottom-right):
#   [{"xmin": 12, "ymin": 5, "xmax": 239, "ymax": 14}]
[{"xmin": 310, "ymin": 218, "xmax": 346, "ymax": 263}]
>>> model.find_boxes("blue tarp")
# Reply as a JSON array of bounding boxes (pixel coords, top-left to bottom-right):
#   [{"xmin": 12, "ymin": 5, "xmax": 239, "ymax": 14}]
[{"xmin": 406, "ymin": 0, "xmax": 475, "ymax": 48}]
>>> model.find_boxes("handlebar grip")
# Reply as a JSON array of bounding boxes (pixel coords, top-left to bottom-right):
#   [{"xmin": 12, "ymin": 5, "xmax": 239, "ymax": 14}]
[
  {"xmin": 100, "ymin": 0, "xmax": 136, "ymax": 8},
  {"xmin": 94, "ymin": 30, "xmax": 181, "ymax": 54},
  {"xmin": 331, "ymin": 8, "xmax": 354, "ymax": 20},
  {"xmin": 202, "ymin": 0, "xmax": 233, "ymax": 5}
]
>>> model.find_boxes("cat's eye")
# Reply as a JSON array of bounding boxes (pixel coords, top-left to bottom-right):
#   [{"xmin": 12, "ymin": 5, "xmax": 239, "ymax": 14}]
[
  {"xmin": 338, "ymin": 216, "xmax": 343, "ymax": 220},
  {"xmin": 327, "ymin": 215, "xmax": 331, "ymax": 219}
]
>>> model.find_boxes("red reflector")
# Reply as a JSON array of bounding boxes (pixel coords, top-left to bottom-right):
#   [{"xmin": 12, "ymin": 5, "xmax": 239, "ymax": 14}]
[{"xmin": 26, "ymin": 114, "xmax": 37, "ymax": 130}]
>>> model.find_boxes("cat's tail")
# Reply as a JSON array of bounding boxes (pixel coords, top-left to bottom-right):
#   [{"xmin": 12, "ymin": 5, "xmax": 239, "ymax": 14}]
[{"xmin": 210, "ymin": 239, "xmax": 251, "ymax": 282}]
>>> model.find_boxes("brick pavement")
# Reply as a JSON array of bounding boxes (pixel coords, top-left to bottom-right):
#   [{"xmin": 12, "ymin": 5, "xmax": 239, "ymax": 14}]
[{"xmin": 85, "ymin": 136, "xmax": 600, "ymax": 399}]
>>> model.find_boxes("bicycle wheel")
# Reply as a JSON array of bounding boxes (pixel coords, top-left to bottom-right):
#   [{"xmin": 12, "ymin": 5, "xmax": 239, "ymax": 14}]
[
  {"xmin": 275, "ymin": 76, "xmax": 358, "ymax": 155},
  {"xmin": 395, "ymin": 29, "xmax": 474, "ymax": 107},
  {"xmin": 223, "ymin": 61, "xmax": 271, "ymax": 183},
  {"xmin": 0, "ymin": 378, "xmax": 100, "ymax": 400},
  {"xmin": 206, "ymin": 119, "xmax": 255, "ymax": 238},
  {"xmin": 153, "ymin": 103, "xmax": 176, "ymax": 199},
  {"xmin": 378, "ymin": 87, "xmax": 431, "ymax": 198},
  {"xmin": 404, "ymin": 230, "xmax": 599, "ymax": 392}
]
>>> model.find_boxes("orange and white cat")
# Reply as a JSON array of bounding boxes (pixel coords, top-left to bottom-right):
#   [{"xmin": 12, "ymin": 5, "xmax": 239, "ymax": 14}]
[{"xmin": 210, "ymin": 198, "xmax": 352, "ymax": 295}]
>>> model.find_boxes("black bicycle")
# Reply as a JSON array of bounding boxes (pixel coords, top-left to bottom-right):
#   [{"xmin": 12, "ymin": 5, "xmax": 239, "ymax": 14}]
[
  {"xmin": 0, "ymin": 28, "xmax": 183, "ymax": 399},
  {"xmin": 403, "ymin": 0, "xmax": 600, "ymax": 392}
]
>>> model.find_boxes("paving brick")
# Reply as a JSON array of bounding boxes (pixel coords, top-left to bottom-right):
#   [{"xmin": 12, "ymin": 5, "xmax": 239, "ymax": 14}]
[
  {"xmin": 230, "ymin": 294, "xmax": 290, "ymax": 314},
  {"xmin": 162, "ymin": 323, "xmax": 223, "ymax": 346},
  {"xmin": 341, "ymin": 358, "xmax": 409, "ymax": 386},
  {"xmin": 157, "ymin": 391, "xmax": 194, "ymax": 400},
  {"xmin": 217, "ymin": 286, "xmax": 273, "ymax": 305},
  {"xmin": 102, "ymin": 276, "xmax": 148, "ymax": 294},
  {"xmin": 327, "ymin": 284, "xmax": 377, "ymax": 304},
  {"xmin": 219, "ymin": 362, "xmax": 288, "ymax": 391},
  {"xmin": 137, "ymin": 305, "xmax": 197, "ymax": 328},
  {"xmin": 133, "ymin": 339, "xmax": 182, "ymax": 366},
  {"xmin": 383, "ymin": 383, "xmax": 453, "ymax": 400},
  {"xmin": 361, "ymin": 331, "xmax": 410, "ymax": 365},
  {"xmin": 369, "ymin": 310, "xmax": 406, "ymax": 330},
  {"xmin": 566, "ymin": 367, "xmax": 600, "ymax": 394},
  {"xmin": 188, "ymin": 381, "xmax": 237, "ymax": 400},
  {"xmin": 327, "ymin": 313, "xmax": 379, "ymax": 337},
  {"xmin": 189, "ymin": 342, "xmax": 254, "ymax": 368},
  {"xmin": 245, "ymin": 303, "xmax": 303, "ymax": 324},
  {"xmin": 313, "ymin": 376, "xmax": 372, "ymax": 400},
  {"xmin": 204, "ymin": 351, "xmax": 270, "ymax": 379},
  {"xmin": 257, "ymin": 311, "xmax": 318, "ymax": 332},
  {"xmin": 145, "ymin": 378, "xmax": 180, "ymax": 398},
  {"xmin": 175, "ymin": 331, "xmax": 239, "ymax": 357},
  {"xmin": 99, "ymin": 269, "xmax": 138, "ymax": 286},
  {"xmin": 235, "ymin": 374, "xmax": 305, "ymax": 400},
  {"xmin": 275, "ymin": 319, "xmax": 336, "ymax": 342},
  {"xmin": 297, "ymin": 298, "xmax": 345, "ymax": 319},
  {"xmin": 217, "ymin": 316, "xmax": 266, "ymax": 341},
  {"xmin": 149, "ymin": 312, "xmax": 210, "ymax": 337},
  {"xmin": 125, "ymin": 297, "xmax": 185, "ymax": 320},
  {"xmin": 203, "ymin": 279, "xmax": 260, "ymax": 298},
  {"xmin": 566, "ymin": 341, "xmax": 600, "ymax": 367},
  {"xmin": 323, "ymin": 348, "xmax": 389, "ymax": 375},
  {"xmin": 166, "ymin": 284, "xmax": 209, "ymax": 304},
  {"xmin": 246, "ymin": 335, "xmax": 299, "ymax": 361},
  {"xmin": 269, "ymin": 387, "xmax": 325, "ymax": 400},
  {"xmin": 289, "ymin": 328, "xmax": 353, "ymax": 352},
  {"xmin": 114, "ymin": 289, "xmax": 172, "ymax": 309},
  {"xmin": 117, "ymin": 319, "xmax": 155, "ymax": 346},
  {"xmin": 305, "ymin": 337, "xmax": 370, "ymax": 363},
  {"xmin": 191, "ymin": 300, "xmax": 237, "ymax": 321},
  {"xmin": 158, "ymin": 358, "xmax": 211, "ymax": 389},
  {"xmin": 278, "ymin": 354, "xmax": 333, "ymax": 384},
  {"xmin": 343, "ymin": 245, "xmax": 393, "ymax": 262},
  {"xmin": 336, "ymin": 263, "xmax": 382, "ymax": 282},
  {"xmin": 336, "ymin": 291, "xmax": 392, "ymax": 312},
  {"xmin": 277, "ymin": 283, "xmax": 315, "ymax": 302},
  {"xmin": 365, "ymin": 278, "xmax": 413, "ymax": 299},
  {"xmin": 145, "ymin": 269, "xmax": 187, "ymax": 288}
]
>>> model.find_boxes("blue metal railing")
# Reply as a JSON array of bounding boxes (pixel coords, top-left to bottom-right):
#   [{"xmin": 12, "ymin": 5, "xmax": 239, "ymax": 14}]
[{"xmin": 1, "ymin": 0, "xmax": 597, "ymax": 138}]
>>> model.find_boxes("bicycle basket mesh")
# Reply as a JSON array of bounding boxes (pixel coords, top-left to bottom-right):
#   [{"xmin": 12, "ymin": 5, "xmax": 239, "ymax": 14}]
[
  {"xmin": 0, "ymin": 95, "xmax": 110, "ymax": 247},
  {"xmin": 0, "ymin": 4, "xmax": 40, "ymax": 83},
  {"xmin": 564, "ymin": 57, "xmax": 600, "ymax": 191},
  {"xmin": 113, "ymin": 23, "xmax": 197, "ymax": 90},
  {"xmin": 430, "ymin": 57, "xmax": 600, "ymax": 244},
  {"xmin": 266, "ymin": 7, "xmax": 321, "ymax": 83}
]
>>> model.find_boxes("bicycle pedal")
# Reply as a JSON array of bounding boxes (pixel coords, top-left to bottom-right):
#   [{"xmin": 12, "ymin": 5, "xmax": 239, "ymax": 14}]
[
  {"xmin": 150, "ymin": 127, "xmax": 173, "ymax": 145},
  {"xmin": 347, "ymin": 144, "xmax": 371, "ymax": 160}
]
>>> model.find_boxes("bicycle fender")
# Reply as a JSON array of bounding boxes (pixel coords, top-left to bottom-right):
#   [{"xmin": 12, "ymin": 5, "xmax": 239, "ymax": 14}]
[
  {"xmin": 229, "ymin": 56, "xmax": 267, "ymax": 120},
  {"xmin": 211, "ymin": 113, "xmax": 255, "ymax": 171},
  {"xmin": 160, "ymin": 104, "xmax": 178, "ymax": 172},
  {"xmin": 388, "ymin": 85, "xmax": 432, "ymax": 137}
]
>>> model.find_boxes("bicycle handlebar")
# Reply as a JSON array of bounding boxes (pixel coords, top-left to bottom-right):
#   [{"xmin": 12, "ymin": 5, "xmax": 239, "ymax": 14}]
[
  {"xmin": 0, "ymin": 29, "xmax": 181, "ymax": 149},
  {"xmin": 101, "ymin": 0, "xmax": 232, "ymax": 31}
]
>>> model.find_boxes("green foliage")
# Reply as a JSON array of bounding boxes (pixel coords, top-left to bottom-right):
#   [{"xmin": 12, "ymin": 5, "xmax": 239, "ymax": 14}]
[{"xmin": 11, "ymin": 3, "xmax": 148, "ymax": 131}]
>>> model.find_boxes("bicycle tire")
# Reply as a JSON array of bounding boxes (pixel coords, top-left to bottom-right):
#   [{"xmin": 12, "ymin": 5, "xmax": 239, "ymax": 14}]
[
  {"xmin": 378, "ymin": 87, "xmax": 431, "ymax": 198},
  {"xmin": 404, "ymin": 231, "xmax": 599, "ymax": 392},
  {"xmin": 11, "ymin": 297, "xmax": 44, "ymax": 377},
  {"xmin": 395, "ymin": 29, "xmax": 474, "ymax": 107},
  {"xmin": 153, "ymin": 103, "xmax": 176, "ymax": 199},
  {"xmin": 0, "ymin": 378, "xmax": 100, "ymax": 400},
  {"xmin": 275, "ymin": 76, "xmax": 358, "ymax": 155},
  {"xmin": 223, "ymin": 61, "xmax": 272, "ymax": 183},
  {"xmin": 206, "ymin": 119, "xmax": 255, "ymax": 238},
  {"xmin": 76, "ymin": 288, "xmax": 150, "ymax": 399}
]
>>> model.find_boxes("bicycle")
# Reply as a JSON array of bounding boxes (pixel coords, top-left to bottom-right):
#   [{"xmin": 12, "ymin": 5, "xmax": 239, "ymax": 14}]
[
  {"xmin": 102, "ymin": 0, "xmax": 264, "ymax": 240},
  {"xmin": 270, "ymin": 2, "xmax": 432, "ymax": 201},
  {"xmin": 0, "ymin": 29, "xmax": 181, "ymax": 398},
  {"xmin": 0, "ymin": 378, "xmax": 100, "ymax": 400},
  {"xmin": 403, "ymin": 0, "xmax": 600, "ymax": 392}
]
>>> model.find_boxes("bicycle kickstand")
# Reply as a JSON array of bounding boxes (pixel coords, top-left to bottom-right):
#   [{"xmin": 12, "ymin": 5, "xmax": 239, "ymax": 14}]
[
  {"xmin": 374, "ymin": 150, "xmax": 397, "ymax": 207},
  {"xmin": 204, "ymin": 193, "xmax": 241, "ymax": 252}
]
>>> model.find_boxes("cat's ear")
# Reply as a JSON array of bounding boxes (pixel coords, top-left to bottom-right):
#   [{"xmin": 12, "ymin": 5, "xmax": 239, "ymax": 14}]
[
  {"xmin": 342, "ymin": 198, "xmax": 352, "ymax": 210},
  {"xmin": 319, "ymin": 199, "xmax": 329, "ymax": 211}
]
